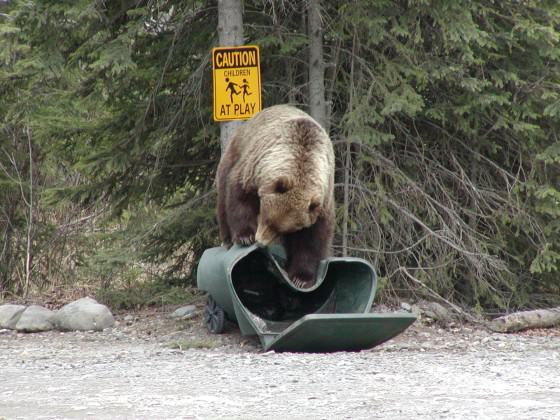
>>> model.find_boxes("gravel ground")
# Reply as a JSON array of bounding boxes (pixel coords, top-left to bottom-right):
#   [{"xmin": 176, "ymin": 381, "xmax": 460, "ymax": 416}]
[{"xmin": 1, "ymin": 310, "xmax": 559, "ymax": 420}]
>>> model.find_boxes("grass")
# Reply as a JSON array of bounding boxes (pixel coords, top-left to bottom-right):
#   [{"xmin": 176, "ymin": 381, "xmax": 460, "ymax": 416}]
[
  {"xmin": 165, "ymin": 338, "xmax": 218, "ymax": 350},
  {"xmin": 96, "ymin": 279, "xmax": 199, "ymax": 311}
]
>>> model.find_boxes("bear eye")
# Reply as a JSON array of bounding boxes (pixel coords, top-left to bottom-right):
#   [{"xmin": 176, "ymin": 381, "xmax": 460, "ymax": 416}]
[
  {"xmin": 275, "ymin": 183, "xmax": 288, "ymax": 194},
  {"xmin": 274, "ymin": 178, "xmax": 291, "ymax": 194},
  {"xmin": 309, "ymin": 202, "xmax": 319, "ymax": 212}
]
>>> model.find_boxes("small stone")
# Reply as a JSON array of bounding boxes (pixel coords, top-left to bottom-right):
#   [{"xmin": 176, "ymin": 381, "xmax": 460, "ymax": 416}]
[
  {"xmin": 15, "ymin": 305, "xmax": 55, "ymax": 332},
  {"xmin": 171, "ymin": 305, "xmax": 197, "ymax": 319},
  {"xmin": 400, "ymin": 302, "xmax": 412, "ymax": 312},
  {"xmin": 0, "ymin": 304, "xmax": 27, "ymax": 329}
]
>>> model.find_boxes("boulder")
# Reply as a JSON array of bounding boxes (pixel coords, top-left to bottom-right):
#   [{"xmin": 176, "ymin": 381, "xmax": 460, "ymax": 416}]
[
  {"xmin": 0, "ymin": 304, "xmax": 26, "ymax": 329},
  {"xmin": 53, "ymin": 297, "xmax": 115, "ymax": 331},
  {"xmin": 412, "ymin": 300, "xmax": 454, "ymax": 323},
  {"xmin": 15, "ymin": 305, "xmax": 55, "ymax": 332}
]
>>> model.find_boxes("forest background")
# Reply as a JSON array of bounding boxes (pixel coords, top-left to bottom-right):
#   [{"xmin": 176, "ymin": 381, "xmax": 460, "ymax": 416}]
[{"xmin": 1, "ymin": 0, "xmax": 558, "ymax": 315}]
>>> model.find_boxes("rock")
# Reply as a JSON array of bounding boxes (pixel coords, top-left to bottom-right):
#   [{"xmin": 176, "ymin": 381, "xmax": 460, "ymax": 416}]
[
  {"xmin": 53, "ymin": 297, "xmax": 115, "ymax": 331},
  {"xmin": 409, "ymin": 304, "xmax": 423, "ymax": 318},
  {"xmin": 15, "ymin": 305, "xmax": 55, "ymax": 333},
  {"xmin": 412, "ymin": 301, "xmax": 453, "ymax": 323},
  {"xmin": 370, "ymin": 304, "xmax": 393, "ymax": 313},
  {"xmin": 171, "ymin": 305, "xmax": 197, "ymax": 319},
  {"xmin": 400, "ymin": 302, "xmax": 412, "ymax": 312},
  {"xmin": 423, "ymin": 302, "xmax": 453, "ymax": 322},
  {"xmin": 0, "ymin": 304, "xmax": 27, "ymax": 329}
]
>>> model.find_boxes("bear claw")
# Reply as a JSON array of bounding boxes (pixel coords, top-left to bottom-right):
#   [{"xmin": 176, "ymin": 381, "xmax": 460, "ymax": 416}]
[
  {"xmin": 291, "ymin": 276, "xmax": 315, "ymax": 289},
  {"xmin": 233, "ymin": 234, "xmax": 255, "ymax": 246}
]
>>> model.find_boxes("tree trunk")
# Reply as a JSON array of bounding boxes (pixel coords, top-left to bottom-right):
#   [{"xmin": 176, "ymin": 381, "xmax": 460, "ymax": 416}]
[
  {"xmin": 489, "ymin": 307, "xmax": 560, "ymax": 333},
  {"xmin": 307, "ymin": 0, "xmax": 327, "ymax": 130},
  {"xmin": 0, "ymin": 205, "xmax": 14, "ymax": 295},
  {"xmin": 342, "ymin": 31, "xmax": 357, "ymax": 257},
  {"xmin": 24, "ymin": 127, "xmax": 33, "ymax": 297},
  {"xmin": 217, "ymin": 0, "xmax": 244, "ymax": 153}
]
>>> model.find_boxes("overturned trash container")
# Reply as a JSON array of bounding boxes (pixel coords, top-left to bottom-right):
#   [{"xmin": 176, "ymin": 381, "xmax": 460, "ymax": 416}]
[{"xmin": 196, "ymin": 244, "xmax": 415, "ymax": 352}]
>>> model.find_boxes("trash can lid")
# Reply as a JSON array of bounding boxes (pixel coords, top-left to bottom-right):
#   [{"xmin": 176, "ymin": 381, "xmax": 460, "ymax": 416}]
[{"xmin": 264, "ymin": 313, "xmax": 417, "ymax": 353}]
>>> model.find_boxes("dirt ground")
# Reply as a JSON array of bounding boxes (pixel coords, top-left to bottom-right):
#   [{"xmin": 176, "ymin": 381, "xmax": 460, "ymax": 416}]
[{"xmin": 1, "ymin": 309, "xmax": 559, "ymax": 420}]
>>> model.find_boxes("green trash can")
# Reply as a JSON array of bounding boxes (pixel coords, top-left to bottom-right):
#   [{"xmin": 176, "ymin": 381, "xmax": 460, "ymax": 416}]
[{"xmin": 196, "ymin": 244, "xmax": 415, "ymax": 352}]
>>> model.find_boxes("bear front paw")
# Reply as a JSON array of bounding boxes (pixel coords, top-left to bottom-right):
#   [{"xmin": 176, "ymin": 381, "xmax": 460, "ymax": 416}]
[
  {"xmin": 232, "ymin": 230, "xmax": 256, "ymax": 246},
  {"xmin": 289, "ymin": 272, "xmax": 316, "ymax": 289}
]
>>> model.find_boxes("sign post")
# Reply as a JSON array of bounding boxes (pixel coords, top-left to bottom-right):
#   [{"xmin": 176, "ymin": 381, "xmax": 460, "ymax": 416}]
[{"xmin": 213, "ymin": 45, "xmax": 261, "ymax": 122}]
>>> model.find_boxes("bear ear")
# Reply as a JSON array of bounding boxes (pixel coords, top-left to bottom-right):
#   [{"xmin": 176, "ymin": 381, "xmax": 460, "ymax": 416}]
[{"xmin": 274, "ymin": 176, "xmax": 293, "ymax": 194}]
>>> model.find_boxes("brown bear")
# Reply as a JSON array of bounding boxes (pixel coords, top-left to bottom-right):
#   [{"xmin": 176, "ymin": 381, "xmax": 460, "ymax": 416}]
[{"xmin": 216, "ymin": 104, "xmax": 335, "ymax": 289}]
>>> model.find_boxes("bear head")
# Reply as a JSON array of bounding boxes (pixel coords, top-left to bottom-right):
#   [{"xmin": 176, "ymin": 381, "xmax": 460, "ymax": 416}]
[{"xmin": 255, "ymin": 175, "xmax": 323, "ymax": 245}]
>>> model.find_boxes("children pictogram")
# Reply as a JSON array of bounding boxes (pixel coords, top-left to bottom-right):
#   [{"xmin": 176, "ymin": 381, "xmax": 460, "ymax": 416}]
[
  {"xmin": 240, "ymin": 79, "xmax": 252, "ymax": 102},
  {"xmin": 225, "ymin": 78, "xmax": 240, "ymax": 103}
]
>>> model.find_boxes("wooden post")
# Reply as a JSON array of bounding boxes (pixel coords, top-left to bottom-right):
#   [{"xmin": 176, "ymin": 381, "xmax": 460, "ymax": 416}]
[
  {"xmin": 217, "ymin": 0, "xmax": 244, "ymax": 153},
  {"xmin": 308, "ymin": 0, "xmax": 326, "ymax": 130}
]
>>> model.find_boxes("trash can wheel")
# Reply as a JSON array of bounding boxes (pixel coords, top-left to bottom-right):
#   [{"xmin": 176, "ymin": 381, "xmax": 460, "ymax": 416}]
[{"xmin": 203, "ymin": 295, "xmax": 225, "ymax": 334}]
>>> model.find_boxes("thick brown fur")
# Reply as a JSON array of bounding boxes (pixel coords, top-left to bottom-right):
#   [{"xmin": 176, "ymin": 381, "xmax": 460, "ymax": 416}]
[{"xmin": 216, "ymin": 105, "xmax": 335, "ymax": 288}]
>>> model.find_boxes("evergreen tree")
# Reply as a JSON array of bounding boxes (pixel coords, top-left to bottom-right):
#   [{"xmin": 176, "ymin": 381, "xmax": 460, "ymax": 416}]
[{"xmin": 0, "ymin": 0, "xmax": 558, "ymax": 309}]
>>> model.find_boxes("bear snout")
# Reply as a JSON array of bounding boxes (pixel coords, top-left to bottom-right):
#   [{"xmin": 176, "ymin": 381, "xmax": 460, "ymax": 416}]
[{"xmin": 255, "ymin": 223, "xmax": 277, "ymax": 245}]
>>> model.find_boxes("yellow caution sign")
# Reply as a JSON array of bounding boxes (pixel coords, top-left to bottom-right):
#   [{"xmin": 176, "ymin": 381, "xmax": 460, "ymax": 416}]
[{"xmin": 212, "ymin": 45, "xmax": 262, "ymax": 122}]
